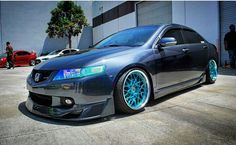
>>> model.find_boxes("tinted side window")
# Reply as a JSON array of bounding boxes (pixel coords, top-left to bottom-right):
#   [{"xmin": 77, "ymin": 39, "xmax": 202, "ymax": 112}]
[
  {"xmin": 23, "ymin": 51, "xmax": 30, "ymax": 55},
  {"xmin": 163, "ymin": 29, "xmax": 184, "ymax": 45},
  {"xmin": 62, "ymin": 50, "xmax": 70, "ymax": 54},
  {"xmin": 71, "ymin": 50, "xmax": 77, "ymax": 52},
  {"xmin": 182, "ymin": 29, "xmax": 204, "ymax": 44},
  {"xmin": 16, "ymin": 51, "xmax": 30, "ymax": 56}
]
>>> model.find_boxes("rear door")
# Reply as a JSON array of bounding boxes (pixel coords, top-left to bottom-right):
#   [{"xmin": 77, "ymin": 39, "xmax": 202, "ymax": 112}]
[
  {"xmin": 181, "ymin": 29, "xmax": 208, "ymax": 79},
  {"xmin": 154, "ymin": 28, "xmax": 190, "ymax": 89}
]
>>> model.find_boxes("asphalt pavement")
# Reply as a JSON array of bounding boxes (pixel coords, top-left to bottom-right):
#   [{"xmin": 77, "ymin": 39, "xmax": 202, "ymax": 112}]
[{"xmin": 0, "ymin": 66, "xmax": 235, "ymax": 145}]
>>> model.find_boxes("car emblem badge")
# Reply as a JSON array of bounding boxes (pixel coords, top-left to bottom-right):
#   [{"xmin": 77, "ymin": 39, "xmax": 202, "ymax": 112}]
[{"xmin": 34, "ymin": 73, "xmax": 41, "ymax": 82}]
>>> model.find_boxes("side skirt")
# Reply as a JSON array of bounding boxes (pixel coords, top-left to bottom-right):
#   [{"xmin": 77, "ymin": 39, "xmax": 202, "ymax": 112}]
[{"xmin": 154, "ymin": 74, "xmax": 205, "ymax": 99}]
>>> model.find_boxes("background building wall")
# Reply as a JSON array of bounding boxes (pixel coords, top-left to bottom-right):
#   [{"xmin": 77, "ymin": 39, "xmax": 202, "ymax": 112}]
[
  {"xmin": 92, "ymin": 1, "xmax": 136, "ymax": 44},
  {"xmin": 136, "ymin": 1, "xmax": 172, "ymax": 26},
  {"xmin": 0, "ymin": 1, "xmax": 92, "ymax": 55},
  {"xmin": 220, "ymin": 1, "xmax": 236, "ymax": 65},
  {"xmin": 0, "ymin": 2, "xmax": 2, "ymax": 54},
  {"xmin": 172, "ymin": 1, "xmax": 220, "ymax": 49}
]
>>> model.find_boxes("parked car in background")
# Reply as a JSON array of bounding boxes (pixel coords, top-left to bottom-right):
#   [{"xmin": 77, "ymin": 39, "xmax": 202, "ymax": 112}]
[
  {"xmin": 26, "ymin": 24, "xmax": 218, "ymax": 121},
  {"xmin": 0, "ymin": 53, "xmax": 7, "ymax": 67},
  {"xmin": 0, "ymin": 50, "xmax": 37, "ymax": 68},
  {"xmin": 35, "ymin": 48, "xmax": 79, "ymax": 64}
]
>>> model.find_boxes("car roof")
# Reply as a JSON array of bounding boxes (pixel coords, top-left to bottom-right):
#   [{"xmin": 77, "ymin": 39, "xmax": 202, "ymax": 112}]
[{"xmin": 136, "ymin": 24, "xmax": 193, "ymax": 30}]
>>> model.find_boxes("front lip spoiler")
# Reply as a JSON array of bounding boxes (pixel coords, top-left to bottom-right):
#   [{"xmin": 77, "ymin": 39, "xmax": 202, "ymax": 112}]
[
  {"xmin": 26, "ymin": 97, "xmax": 82, "ymax": 118},
  {"xmin": 25, "ymin": 96, "xmax": 115, "ymax": 121}
]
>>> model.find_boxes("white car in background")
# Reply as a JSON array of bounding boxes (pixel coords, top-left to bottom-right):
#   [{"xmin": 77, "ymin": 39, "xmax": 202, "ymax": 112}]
[{"xmin": 36, "ymin": 48, "xmax": 79, "ymax": 64}]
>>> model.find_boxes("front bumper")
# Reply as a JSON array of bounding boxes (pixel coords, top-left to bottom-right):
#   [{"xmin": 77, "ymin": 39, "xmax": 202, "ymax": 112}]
[{"xmin": 26, "ymin": 72, "xmax": 115, "ymax": 121}]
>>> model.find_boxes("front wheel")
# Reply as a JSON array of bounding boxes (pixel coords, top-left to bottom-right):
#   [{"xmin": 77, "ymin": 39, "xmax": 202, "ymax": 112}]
[
  {"xmin": 30, "ymin": 60, "xmax": 36, "ymax": 66},
  {"xmin": 114, "ymin": 68, "xmax": 151, "ymax": 114},
  {"xmin": 206, "ymin": 59, "xmax": 218, "ymax": 84}
]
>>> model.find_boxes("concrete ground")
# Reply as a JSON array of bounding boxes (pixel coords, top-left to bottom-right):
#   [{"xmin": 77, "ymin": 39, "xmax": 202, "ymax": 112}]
[{"xmin": 0, "ymin": 66, "xmax": 235, "ymax": 145}]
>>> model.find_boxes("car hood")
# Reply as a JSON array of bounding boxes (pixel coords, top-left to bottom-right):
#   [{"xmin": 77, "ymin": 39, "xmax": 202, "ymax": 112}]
[{"xmin": 34, "ymin": 47, "xmax": 138, "ymax": 70}]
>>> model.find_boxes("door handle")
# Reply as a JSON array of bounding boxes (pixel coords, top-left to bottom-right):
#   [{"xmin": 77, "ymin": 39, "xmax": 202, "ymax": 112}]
[
  {"xmin": 203, "ymin": 45, "xmax": 208, "ymax": 49},
  {"xmin": 182, "ymin": 48, "xmax": 189, "ymax": 53}
]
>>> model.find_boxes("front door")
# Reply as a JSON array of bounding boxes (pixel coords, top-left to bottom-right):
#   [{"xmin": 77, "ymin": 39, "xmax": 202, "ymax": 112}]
[
  {"xmin": 14, "ymin": 51, "xmax": 30, "ymax": 65},
  {"xmin": 154, "ymin": 28, "xmax": 189, "ymax": 89}
]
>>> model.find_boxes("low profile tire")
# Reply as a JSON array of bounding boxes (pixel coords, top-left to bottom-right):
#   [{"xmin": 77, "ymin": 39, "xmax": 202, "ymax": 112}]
[
  {"xmin": 114, "ymin": 68, "xmax": 151, "ymax": 114},
  {"xmin": 206, "ymin": 59, "xmax": 218, "ymax": 84},
  {"xmin": 30, "ymin": 60, "xmax": 36, "ymax": 66}
]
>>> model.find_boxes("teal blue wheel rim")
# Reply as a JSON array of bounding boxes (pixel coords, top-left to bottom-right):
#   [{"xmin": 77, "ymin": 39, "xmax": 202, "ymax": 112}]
[
  {"xmin": 123, "ymin": 70, "xmax": 150, "ymax": 110},
  {"xmin": 209, "ymin": 59, "xmax": 217, "ymax": 81}
]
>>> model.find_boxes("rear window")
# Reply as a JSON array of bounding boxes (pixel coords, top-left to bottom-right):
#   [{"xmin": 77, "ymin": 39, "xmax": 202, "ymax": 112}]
[{"xmin": 181, "ymin": 29, "xmax": 204, "ymax": 44}]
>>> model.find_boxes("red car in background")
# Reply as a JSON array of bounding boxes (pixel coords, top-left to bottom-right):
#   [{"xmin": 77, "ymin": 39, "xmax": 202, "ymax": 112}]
[{"xmin": 0, "ymin": 50, "xmax": 37, "ymax": 68}]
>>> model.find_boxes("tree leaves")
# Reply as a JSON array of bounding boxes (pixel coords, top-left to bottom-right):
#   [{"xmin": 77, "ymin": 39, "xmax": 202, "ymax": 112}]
[{"xmin": 46, "ymin": 1, "xmax": 88, "ymax": 47}]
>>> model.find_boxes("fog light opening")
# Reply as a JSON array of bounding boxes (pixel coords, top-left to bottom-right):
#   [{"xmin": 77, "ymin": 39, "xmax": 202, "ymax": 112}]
[
  {"xmin": 60, "ymin": 97, "xmax": 74, "ymax": 107},
  {"xmin": 65, "ymin": 99, "xmax": 73, "ymax": 105}
]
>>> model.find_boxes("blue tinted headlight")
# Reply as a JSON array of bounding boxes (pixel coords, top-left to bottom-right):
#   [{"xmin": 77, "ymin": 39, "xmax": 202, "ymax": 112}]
[{"xmin": 53, "ymin": 65, "xmax": 105, "ymax": 81}]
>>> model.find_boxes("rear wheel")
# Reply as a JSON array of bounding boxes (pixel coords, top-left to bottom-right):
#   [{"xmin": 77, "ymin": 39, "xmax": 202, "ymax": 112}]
[
  {"xmin": 114, "ymin": 68, "xmax": 151, "ymax": 114},
  {"xmin": 206, "ymin": 59, "xmax": 218, "ymax": 84}
]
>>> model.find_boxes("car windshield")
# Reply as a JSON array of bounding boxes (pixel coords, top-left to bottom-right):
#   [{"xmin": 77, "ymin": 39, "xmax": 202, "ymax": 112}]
[
  {"xmin": 94, "ymin": 27, "xmax": 158, "ymax": 49},
  {"xmin": 0, "ymin": 53, "xmax": 7, "ymax": 58},
  {"xmin": 48, "ymin": 50, "xmax": 62, "ymax": 55}
]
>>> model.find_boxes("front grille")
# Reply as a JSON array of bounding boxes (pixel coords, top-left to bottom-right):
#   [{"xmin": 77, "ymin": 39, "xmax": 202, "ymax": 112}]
[
  {"xmin": 30, "ymin": 92, "xmax": 52, "ymax": 106},
  {"xmin": 32, "ymin": 69, "xmax": 53, "ymax": 83}
]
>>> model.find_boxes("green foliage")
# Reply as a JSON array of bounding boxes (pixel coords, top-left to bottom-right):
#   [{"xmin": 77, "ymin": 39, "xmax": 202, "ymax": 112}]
[{"xmin": 46, "ymin": 1, "xmax": 88, "ymax": 47}]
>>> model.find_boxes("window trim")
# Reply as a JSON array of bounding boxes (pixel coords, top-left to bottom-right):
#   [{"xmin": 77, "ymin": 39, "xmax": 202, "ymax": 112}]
[
  {"xmin": 152, "ymin": 27, "xmax": 185, "ymax": 49},
  {"xmin": 162, "ymin": 28, "xmax": 184, "ymax": 45}
]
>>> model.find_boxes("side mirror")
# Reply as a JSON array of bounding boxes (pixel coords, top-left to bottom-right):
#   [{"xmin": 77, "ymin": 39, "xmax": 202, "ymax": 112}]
[
  {"xmin": 159, "ymin": 37, "xmax": 177, "ymax": 47},
  {"xmin": 89, "ymin": 45, "xmax": 93, "ymax": 48}
]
